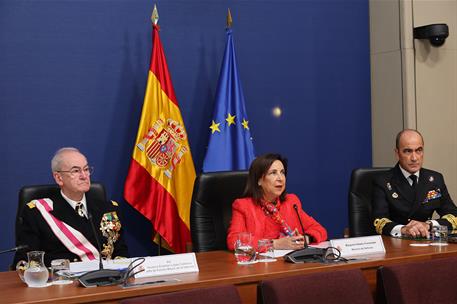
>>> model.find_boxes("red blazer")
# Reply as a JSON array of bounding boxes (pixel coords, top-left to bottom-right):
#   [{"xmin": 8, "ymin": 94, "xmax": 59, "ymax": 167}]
[{"xmin": 226, "ymin": 194, "xmax": 327, "ymax": 250}]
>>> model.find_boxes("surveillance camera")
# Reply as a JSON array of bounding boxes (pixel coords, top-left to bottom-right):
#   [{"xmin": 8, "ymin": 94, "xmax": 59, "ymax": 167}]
[{"xmin": 413, "ymin": 24, "xmax": 449, "ymax": 47}]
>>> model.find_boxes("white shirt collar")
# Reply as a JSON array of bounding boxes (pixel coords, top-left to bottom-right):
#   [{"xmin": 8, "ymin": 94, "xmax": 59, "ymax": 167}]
[
  {"xmin": 399, "ymin": 165, "xmax": 420, "ymax": 185},
  {"xmin": 61, "ymin": 190, "xmax": 87, "ymax": 217}
]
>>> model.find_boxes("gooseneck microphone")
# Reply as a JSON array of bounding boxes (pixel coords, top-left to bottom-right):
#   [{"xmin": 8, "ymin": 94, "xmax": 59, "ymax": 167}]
[
  {"xmin": 284, "ymin": 204, "xmax": 326, "ymax": 263},
  {"xmin": 0, "ymin": 245, "xmax": 28, "ymax": 255},
  {"xmin": 88, "ymin": 212, "xmax": 104, "ymax": 271},
  {"xmin": 78, "ymin": 212, "xmax": 124, "ymax": 287},
  {"xmin": 293, "ymin": 204, "xmax": 307, "ymax": 246}
]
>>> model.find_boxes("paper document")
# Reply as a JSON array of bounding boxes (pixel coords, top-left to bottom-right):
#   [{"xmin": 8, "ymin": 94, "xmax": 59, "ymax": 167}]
[{"xmin": 70, "ymin": 258, "xmax": 132, "ymax": 273}]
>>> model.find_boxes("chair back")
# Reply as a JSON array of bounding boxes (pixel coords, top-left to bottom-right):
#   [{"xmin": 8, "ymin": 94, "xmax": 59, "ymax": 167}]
[
  {"xmin": 260, "ymin": 268, "xmax": 374, "ymax": 304},
  {"xmin": 120, "ymin": 285, "xmax": 242, "ymax": 304},
  {"xmin": 16, "ymin": 183, "xmax": 106, "ymax": 241},
  {"xmin": 190, "ymin": 170, "xmax": 248, "ymax": 252},
  {"xmin": 348, "ymin": 167, "xmax": 390, "ymax": 237},
  {"xmin": 377, "ymin": 257, "xmax": 457, "ymax": 304}
]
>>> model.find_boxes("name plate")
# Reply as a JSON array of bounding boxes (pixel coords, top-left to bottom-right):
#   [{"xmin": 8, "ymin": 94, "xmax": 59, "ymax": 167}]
[
  {"xmin": 135, "ymin": 252, "xmax": 199, "ymax": 278},
  {"xmin": 329, "ymin": 235, "xmax": 385, "ymax": 257},
  {"xmin": 69, "ymin": 253, "xmax": 199, "ymax": 278}
]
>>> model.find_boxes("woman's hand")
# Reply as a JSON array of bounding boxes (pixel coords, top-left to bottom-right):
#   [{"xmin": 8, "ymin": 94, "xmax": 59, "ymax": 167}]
[
  {"xmin": 293, "ymin": 228, "xmax": 310, "ymax": 246},
  {"xmin": 273, "ymin": 235, "xmax": 305, "ymax": 250}
]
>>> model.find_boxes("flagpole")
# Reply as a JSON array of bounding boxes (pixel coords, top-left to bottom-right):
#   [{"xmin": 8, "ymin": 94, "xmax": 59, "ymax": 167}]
[
  {"xmin": 151, "ymin": 4, "xmax": 161, "ymax": 257},
  {"xmin": 227, "ymin": 8, "xmax": 232, "ymax": 28},
  {"xmin": 151, "ymin": 4, "xmax": 159, "ymax": 25}
]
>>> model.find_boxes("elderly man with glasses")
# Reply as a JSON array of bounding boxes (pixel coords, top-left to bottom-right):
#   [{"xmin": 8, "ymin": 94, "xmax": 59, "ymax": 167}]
[{"xmin": 14, "ymin": 147, "xmax": 128, "ymax": 266}]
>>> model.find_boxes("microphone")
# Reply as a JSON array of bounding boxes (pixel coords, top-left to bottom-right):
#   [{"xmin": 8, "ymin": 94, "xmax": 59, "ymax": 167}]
[
  {"xmin": 0, "ymin": 245, "xmax": 28, "ymax": 255},
  {"xmin": 293, "ymin": 204, "xmax": 307, "ymax": 246},
  {"xmin": 284, "ymin": 204, "xmax": 326, "ymax": 263},
  {"xmin": 78, "ymin": 212, "xmax": 124, "ymax": 287},
  {"xmin": 88, "ymin": 212, "xmax": 104, "ymax": 271}
]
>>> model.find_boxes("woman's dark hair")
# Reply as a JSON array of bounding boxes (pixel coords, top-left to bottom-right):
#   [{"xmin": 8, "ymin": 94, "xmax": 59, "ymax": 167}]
[{"xmin": 243, "ymin": 153, "xmax": 288, "ymax": 204}]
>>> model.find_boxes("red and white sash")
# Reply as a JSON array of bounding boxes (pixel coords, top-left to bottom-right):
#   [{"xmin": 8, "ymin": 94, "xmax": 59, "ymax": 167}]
[{"xmin": 34, "ymin": 198, "xmax": 99, "ymax": 261}]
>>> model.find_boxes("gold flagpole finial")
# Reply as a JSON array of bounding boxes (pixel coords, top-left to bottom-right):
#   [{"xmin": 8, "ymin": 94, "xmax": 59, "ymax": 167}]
[
  {"xmin": 151, "ymin": 4, "xmax": 159, "ymax": 25},
  {"xmin": 226, "ymin": 8, "xmax": 233, "ymax": 28}
]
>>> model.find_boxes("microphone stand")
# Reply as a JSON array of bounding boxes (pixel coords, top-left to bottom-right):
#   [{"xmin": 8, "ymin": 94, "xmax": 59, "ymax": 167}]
[
  {"xmin": 285, "ymin": 205, "xmax": 326, "ymax": 263},
  {"xmin": 0, "ymin": 245, "xmax": 28, "ymax": 255},
  {"xmin": 293, "ymin": 204, "xmax": 307, "ymax": 246},
  {"xmin": 78, "ymin": 213, "xmax": 124, "ymax": 287}
]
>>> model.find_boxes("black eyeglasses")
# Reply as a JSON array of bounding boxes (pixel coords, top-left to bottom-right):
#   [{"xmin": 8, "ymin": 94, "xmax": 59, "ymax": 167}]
[{"xmin": 57, "ymin": 166, "xmax": 94, "ymax": 177}]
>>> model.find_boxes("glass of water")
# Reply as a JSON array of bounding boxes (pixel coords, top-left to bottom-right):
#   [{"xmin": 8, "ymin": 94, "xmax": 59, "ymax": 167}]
[
  {"xmin": 234, "ymin": 232, "xmax": 256, "ymax": 264},
  {"xmin": 51, "ymin": 259, "xmax": 72, "ymax": 285},
  {"xmin": 430, "ymin": 225, "xmax": 448, "ymax": 246},
  {"xmin": 257, "ymin": 239, "xmax": 276, "ymax": 262}
]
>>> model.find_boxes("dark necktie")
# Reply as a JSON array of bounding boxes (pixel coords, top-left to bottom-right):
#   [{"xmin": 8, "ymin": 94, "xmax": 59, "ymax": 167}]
[
  {"xmin": 75, "ymin": 202, "xmax": 85, "ymax": 218},
  {"xmin": 409, "ymin": 175, "xmax": 417, "ymax": 188}
]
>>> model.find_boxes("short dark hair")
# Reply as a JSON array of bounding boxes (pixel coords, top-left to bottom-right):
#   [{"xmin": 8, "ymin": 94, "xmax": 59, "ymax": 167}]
[
  {"xmin": 243, "ymin": 153, "xmax": 288, "ymax": 204},
  {"xmin": 395, "ymin": 129, "xmax": 424, "ymax": 149}
]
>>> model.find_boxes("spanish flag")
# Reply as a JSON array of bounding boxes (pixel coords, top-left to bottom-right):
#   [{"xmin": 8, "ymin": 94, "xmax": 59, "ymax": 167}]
[{"xmin": 124, "ymin": 10, "xmax": 196, "ymax": 253}]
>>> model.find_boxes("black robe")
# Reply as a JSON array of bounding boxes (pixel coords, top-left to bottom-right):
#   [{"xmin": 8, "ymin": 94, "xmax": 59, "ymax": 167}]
[{"xmin": 13, "ymin": 190, "xmax": 129, "ymax": 266}]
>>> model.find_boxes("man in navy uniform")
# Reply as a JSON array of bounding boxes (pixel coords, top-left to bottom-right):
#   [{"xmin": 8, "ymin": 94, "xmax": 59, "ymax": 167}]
[
  {"xmin": 14, "ymin": 147, "xmax": 128, "ymax": 266},
  {"xmin": 372, "ymin": 129, "xmax": 457, "ymax": 237}
]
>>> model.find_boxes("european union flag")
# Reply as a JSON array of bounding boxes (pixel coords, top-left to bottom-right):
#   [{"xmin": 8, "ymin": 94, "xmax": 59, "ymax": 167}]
[{"xmin": 202, "ymin": 26, "xmax": 255, "ymax": 172}]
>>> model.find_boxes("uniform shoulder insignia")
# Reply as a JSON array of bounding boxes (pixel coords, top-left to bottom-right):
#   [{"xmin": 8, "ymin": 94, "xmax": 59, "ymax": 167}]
[
  {"xmin": 26, "ymin": 201, "xmax": 36, "ymax": 209},
  {"xmin": 111, "ymin": 200, "xmax": 119, "ymax": 206}
]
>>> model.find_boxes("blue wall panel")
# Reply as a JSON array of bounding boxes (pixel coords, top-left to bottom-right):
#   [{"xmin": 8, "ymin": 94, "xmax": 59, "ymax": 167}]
[{"xmin": 0, "ymin": 0, "xmax": 371, "ymax": 270}]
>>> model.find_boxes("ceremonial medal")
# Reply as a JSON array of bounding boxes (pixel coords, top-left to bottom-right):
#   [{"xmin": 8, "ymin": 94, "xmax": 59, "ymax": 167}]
[
  {"xmin": 424, "ymin": 189, "xmax": 442, "ymax": 203},
  {"xmin": 392, "ymin": 192, "xmax": 398, "ymax": 198},
  {"xmin": 100, "ymin": 212, "xmax": 121, "ymax": 260}
]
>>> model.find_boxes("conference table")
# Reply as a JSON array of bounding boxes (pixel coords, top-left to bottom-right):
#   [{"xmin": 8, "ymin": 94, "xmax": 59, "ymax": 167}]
[{"xmin": 3, "ymin": 236, "xmax": 457, "ymax": 303}]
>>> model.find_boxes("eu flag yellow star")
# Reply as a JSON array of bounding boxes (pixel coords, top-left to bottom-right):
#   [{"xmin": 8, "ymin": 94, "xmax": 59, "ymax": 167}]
[
  {"xmin": 209, "ymin": 120, "xmax": 221, "ymax": 134},
  {"xmin": 226, "ymin": 113, "xmax": 236, "ymax": 126},
  {"xmin": 242, "ymin": 119, "xmax": 249, "ymax": 130}
]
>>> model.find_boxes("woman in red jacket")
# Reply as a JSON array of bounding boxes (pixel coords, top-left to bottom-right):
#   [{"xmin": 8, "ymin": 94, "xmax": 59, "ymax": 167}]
[{"xmin": 227, "ymin": 153, "xmax": 327, "ymax": 250}]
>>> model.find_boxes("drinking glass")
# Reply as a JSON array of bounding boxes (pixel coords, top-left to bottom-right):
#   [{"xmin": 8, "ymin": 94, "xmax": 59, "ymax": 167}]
[
  {"xmin": 257, "ymin": 239, "xmax": 276, "ymax": 262},
  {"xmin": 430, "ymin": 225, "xmax": 448, "ymax": 246},
  {"xmin": 51, "ymin": 259, "xmax": 72, "ymax": 285},
  {"xmin": 234, "ymin": 232, "xmax": 256, "ymax": 264}
]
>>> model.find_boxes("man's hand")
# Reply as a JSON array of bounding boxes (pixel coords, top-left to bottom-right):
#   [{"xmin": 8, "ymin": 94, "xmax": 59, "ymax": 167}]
[{"xmin": 401, "ymin": 220, "xmax": 430, "ymax": 238}]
